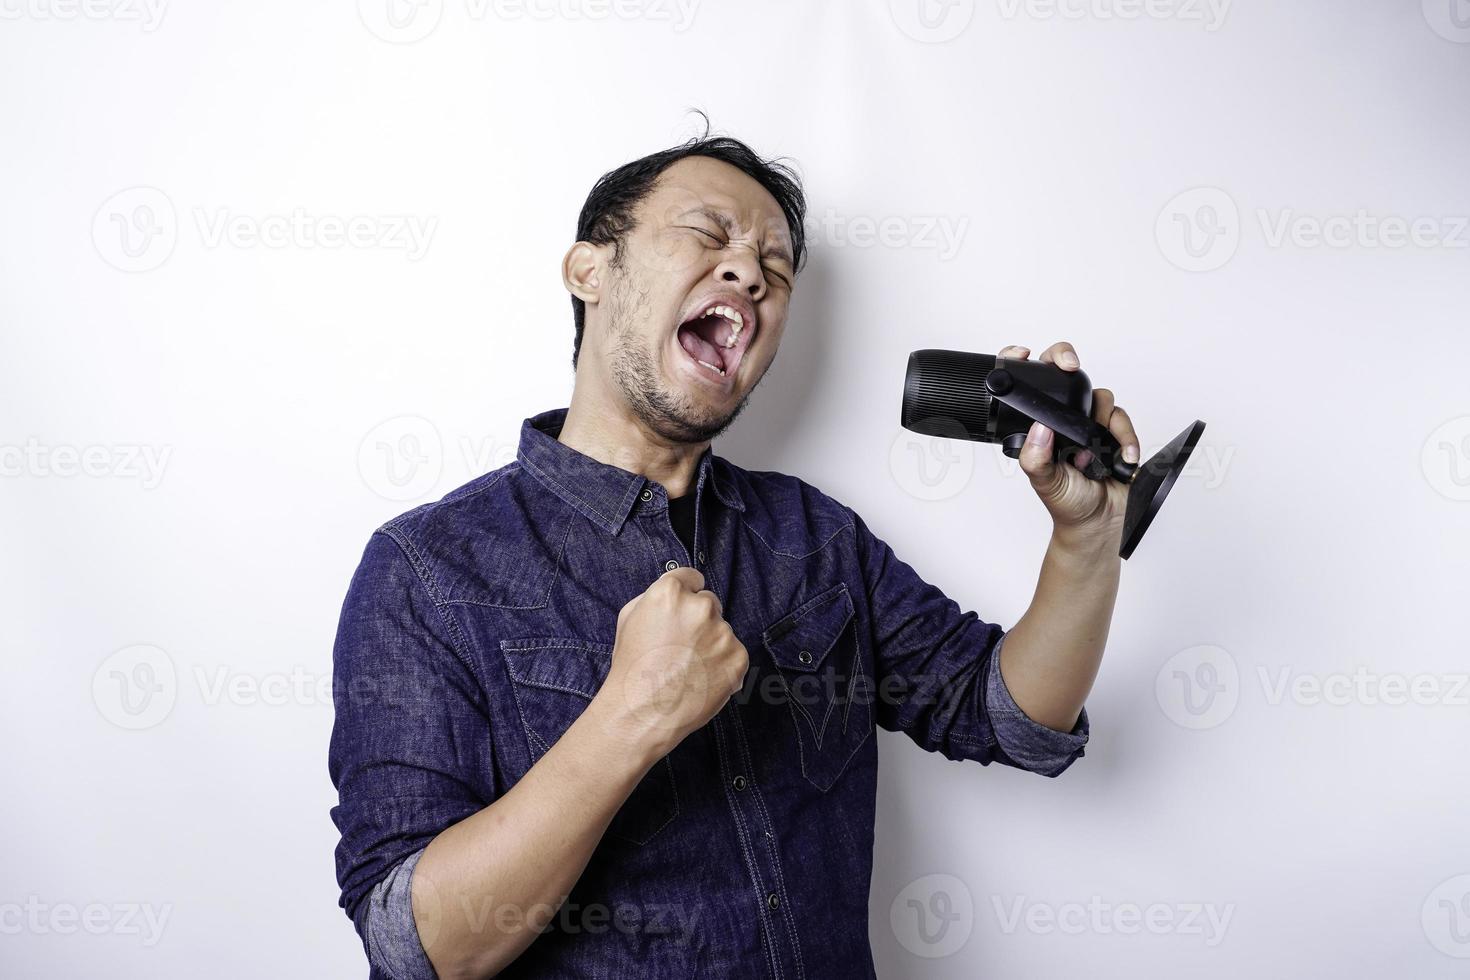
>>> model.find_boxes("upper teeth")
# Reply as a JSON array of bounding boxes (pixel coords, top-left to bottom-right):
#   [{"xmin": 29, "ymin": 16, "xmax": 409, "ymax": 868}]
[{"xmin": 704, "ymin": 304, "xmax": 744, "ymax": 348}]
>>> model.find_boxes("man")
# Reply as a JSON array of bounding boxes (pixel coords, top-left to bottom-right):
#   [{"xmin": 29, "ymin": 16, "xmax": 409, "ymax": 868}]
[{"xmin": 329, "ymin": 130, "xmax": 1141, "ymax": 979}]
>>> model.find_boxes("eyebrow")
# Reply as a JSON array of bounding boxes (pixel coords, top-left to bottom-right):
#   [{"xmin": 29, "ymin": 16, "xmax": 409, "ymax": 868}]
[{"xmin": 684, "ymin": 206, "xmax": 794, "ymax": 266}]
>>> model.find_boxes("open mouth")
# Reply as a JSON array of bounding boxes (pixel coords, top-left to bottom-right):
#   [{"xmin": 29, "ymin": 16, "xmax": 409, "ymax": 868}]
[{"xmin": 675, "ymin": 302, "xmax": 754, "ymax": 384}]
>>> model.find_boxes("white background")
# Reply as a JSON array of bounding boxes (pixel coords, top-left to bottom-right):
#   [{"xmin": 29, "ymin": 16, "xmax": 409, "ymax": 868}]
[{"xmin": 4, "ymin": 1, "xmax": 1469, "ymax": 976}]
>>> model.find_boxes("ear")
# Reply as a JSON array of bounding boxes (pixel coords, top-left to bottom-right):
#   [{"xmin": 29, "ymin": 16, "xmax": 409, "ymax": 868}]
[{"xmin": 562, "ymin": 241, "xmax": 605, "ymax": 306}]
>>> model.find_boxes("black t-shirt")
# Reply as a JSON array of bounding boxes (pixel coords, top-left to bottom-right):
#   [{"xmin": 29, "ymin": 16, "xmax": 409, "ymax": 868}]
[{"xmin": 667, "ymin": 492, "xmax": 696, "ymax": 560}]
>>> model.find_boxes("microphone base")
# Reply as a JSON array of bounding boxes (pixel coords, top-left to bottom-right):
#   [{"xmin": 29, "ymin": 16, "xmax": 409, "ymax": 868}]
[{"xmin": 1120, "ymin": 419, "xmax": 1206, "ymax": 560}]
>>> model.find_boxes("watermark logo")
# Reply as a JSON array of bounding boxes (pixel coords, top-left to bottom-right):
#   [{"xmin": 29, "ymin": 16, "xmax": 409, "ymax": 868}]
[
  {"xmin": 1257, "ymin": 210, "xmax": 1469, "ymax": 251},
  {"xmin": 358, "ymin": 0, "xmax": 444, "ymax": 42},
  {"xmin": 93, "ymin": 187, "xmax": 177, "ymax": 273},
  {"xmin": 995, "ymin": 0, "xmax": 1230, "ymax": 31},
  {"xmin": 92, "ymin": 645, "xmax": 178, "ymax": 730},
  {"xmin": 359, "ymin": 0, "xmax": 699, "ymax": 41},
  {"xmin": 805, "ymin": 210, "xmax": 970, "ymax": 261},
  {"xmin": 0, "ymin": 897, "xmax": 172, "ymax": 946},
  {"xmin": 358, "ymin": 415, "xmax": 443, "ymax": 501},
  {"xmin": 0, "ymin": 0, "xmax": 168, "ymax": 30},
  {"xmin": 889, "ymin": 0, "xmax": 975, "ymax": 43},
  {"xmin": 890, "ymin": 873, "xmax": 974, "ymax": 958},
  {"xmin": 888, "ymin": 427, "xmax": 976, "ymax": 502},
  {"xmin": 1258, "ymin": 666, "xmax": 1469, "ymax": 708},
  {"xmin": 93, "ymin": 188, "xmax": 437, "ymax": 272},
  {"xmin": 1423, "ymin": 0, "xmax": 1470, "ymax": 43},
  {"xmin": 1155, "ymin": 644, "xmax": 1238, "ymax": 729},
  {"xmin": 1156, "ymin": 187, "xmax": 1240, "ymax": 272},
  {"xmin": 992, "ymin": 895, "xmax": 1234, "ymax": 945},
  {"xmin": 1422, "ymin": 416, "xmax": 1470, "ymax": 502},
  {"xmin": 0, "ymin": 439, "xmax": 173, "ymax": 489},
  {"xmin": 1158, "ymin": 188, "xmax": 1469, "ymax": 270},
  {"xmin": 1423, "ymin": 874, "xmax": 1470, "ymax": 957}
]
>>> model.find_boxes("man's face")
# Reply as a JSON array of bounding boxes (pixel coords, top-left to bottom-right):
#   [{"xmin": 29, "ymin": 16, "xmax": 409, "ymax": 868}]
[{"xmin": 594, "ymin": 156, "xmax": 796, "ymax": 444}]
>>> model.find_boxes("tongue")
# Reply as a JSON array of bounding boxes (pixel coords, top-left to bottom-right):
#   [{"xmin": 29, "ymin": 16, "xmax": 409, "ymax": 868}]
[{"xmin": 678, "ymin": 322, "xmax": 725, "ymax": 371}]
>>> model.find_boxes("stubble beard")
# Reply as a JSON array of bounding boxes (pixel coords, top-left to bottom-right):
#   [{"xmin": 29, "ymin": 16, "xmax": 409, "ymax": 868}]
[{"xmin": 604, "ymin": 264, "xmax": 758, "ymax": 446}]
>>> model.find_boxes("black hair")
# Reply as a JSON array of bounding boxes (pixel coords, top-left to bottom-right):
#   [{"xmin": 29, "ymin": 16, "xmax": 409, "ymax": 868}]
[{"xmin": 569, "ymin": 113, "xmax": 807, "ymax": 369}]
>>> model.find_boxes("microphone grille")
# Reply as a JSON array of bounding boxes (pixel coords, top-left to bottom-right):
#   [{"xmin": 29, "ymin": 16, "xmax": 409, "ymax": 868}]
[{"xmin": 900, "ymin": 349, "xmax": 997, "ymax": 442}]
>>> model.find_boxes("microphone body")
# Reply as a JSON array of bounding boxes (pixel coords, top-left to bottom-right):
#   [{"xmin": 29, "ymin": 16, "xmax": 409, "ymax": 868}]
[{"xmin": 900, "ymin": 348, "xmax": 1206, "ymax": 559}]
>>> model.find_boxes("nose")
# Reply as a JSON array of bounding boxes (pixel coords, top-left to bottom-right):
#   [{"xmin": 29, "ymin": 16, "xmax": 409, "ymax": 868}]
[{"xmin": 713, "ymin": 244, "xmax": 766, "ymax": 303}]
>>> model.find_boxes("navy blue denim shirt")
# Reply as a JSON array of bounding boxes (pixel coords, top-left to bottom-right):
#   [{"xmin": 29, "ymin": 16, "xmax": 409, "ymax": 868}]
[{"xmin": 329, "ymin": 407, "xmax": 1089, "ymax": 979}]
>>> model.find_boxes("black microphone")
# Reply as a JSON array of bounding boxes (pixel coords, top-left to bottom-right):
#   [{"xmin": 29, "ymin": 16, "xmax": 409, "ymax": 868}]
[{"xmin": 900, "ymin": 349, "xmax": 1205, "ymax": 559}]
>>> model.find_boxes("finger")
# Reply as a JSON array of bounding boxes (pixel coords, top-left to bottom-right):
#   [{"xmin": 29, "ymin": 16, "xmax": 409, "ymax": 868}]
[
  {"xmin": 660, "ymin": 566, "xmax": 706, "ymax": 593},
  {"xmin": 1039, "ymin": 341, "xmax": 1080, "ymax": 370},
  {"xmin": 1108, "ymin": 405, "xmax": 1141, "ymax": 465},
  {"xmin": 998, "ymin": 344, "xmax": 1031, "ymax": 359},
  {"xmin": 1018, "ymin": 421, "xmax": 1062, "ymax": 494}
]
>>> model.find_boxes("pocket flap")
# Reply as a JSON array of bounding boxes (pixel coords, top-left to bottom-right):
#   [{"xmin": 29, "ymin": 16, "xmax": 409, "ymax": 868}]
[
  {"xmin": 499, "ymin": 637, "xmax": 613, "ymax": 701},
  {"xmin": 762, "ymin": 584, "xmax": 854, "ymax": 673}
]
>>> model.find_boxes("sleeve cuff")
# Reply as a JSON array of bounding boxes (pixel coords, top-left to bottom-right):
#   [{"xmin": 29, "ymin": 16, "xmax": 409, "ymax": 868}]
[
  {"xmin": 984, "ymin": 631, "xmax": 1090, "ymax": 777},
  {"xmin": 363, "ymin": 846, "xmax": 438, "ymax": 980}
]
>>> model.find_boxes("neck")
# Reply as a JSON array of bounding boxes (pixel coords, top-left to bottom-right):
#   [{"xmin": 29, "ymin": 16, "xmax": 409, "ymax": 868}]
[{"xmin": 559, "ymin": 375, "xmax": 707, "ymax": 500}]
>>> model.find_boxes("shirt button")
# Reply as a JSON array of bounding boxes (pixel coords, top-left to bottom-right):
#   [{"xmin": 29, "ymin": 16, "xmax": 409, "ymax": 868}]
[
  {"xmin": 732, "ymin": 775, "xmax": 747, "ymax": 791},
  {"xmin": 698, "ymin": 550, "xmax": 706, "ymax": 563},
  {"xmin": 664, "ymin": 559, "xmax": 679, "ymax": 572},
  {"xmin": 766, "ymin": 892, "xmax": 780, "ymax": 911},
  {"xmin": 798, "ymin": 650, "xmax": 813, "ymax": 665},
  {"xmin": 640, "ymin": 488, "xmax": 653, "ymax": 502}
]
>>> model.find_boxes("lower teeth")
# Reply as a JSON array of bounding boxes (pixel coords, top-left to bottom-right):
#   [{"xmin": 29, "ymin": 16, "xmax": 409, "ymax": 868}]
[{"xmin": 696, "ymin": 358, "xmax": 725, "ymax": 376}]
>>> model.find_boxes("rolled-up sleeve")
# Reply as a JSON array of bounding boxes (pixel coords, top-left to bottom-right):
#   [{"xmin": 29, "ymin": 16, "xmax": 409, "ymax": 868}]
[
  {"xmin": 849, "ymin": 507, "xmax": 1088, "ymax": 777},
  {"xmin": 984, "ymin": 632, "xmax": 1090, "ymax": 776},
  {"xmin": 362, "ymin": 846, "xmax": 437, "ymax": 980},
  {"xmin": 329, "ymin": 528, "xmax": 497, "ymax": 975}
]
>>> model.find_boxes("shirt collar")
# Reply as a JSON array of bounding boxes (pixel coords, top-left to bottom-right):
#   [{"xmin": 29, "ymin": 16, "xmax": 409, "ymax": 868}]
[{"xmin": 517, "ymin": 407, "xmax": 745, "ymax": 535}]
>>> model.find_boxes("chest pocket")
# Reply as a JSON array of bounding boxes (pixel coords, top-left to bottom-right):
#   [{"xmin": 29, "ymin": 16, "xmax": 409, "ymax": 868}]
[
  {"xmin": 499, "ymin": 637, "xmax": 679, "ymax": 846},
  {"xmin": 761, "ymin": 583, "xmax": 873, "ymax": 792}
]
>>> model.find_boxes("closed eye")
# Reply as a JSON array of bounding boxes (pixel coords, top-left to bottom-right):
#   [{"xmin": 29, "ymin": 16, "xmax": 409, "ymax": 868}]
[
  {"xmin": 683, "ymin": 226, "xmax": 725, "ymax": 245},
  {"xmin": 684, "ymin": 225, "xmax": 793, "ymax": 289}
]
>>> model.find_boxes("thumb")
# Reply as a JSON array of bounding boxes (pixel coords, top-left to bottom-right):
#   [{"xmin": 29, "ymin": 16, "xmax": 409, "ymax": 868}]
[{"xmin": 1018, "ymin": 421, "xmax": 1062, "ymax": 495}]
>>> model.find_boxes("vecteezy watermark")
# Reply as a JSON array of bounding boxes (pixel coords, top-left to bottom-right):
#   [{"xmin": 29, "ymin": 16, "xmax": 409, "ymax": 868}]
[
  {"xmin": 1156, "ymin": 187, "xmax": 1470, "ymax": 272},
  {"xmin": 1422, "ymin": 416, "xmax": 1470, "ymax": 502},
  {"xmin": 890, "ymin": 874, "xmax": 974, "ymax": 959},
  {"xmin": 357, "ymin": 416, "xmax": 519, "ymax": 503},
  {"xmin": 991, "ymin": 895, "xmax": 1235, "ymax": 946},
  {"xmin": 92, "ymin": 644, "xmax": 460, "ymax": 730},
  {"xmin": 0, "ymin": 897, "xmax": 172, "ymax": 946},
  {"xmin": 358, "ymin": 0, "xmax": 445, "ymax": 43},
  {"xmin": 888, "ymin": 0, "xmax": 976, "ymax": 43},
  {"xmin": 1156, "ymin": 645, "xmax": 1470, "ymax": 729},
  {"xmin": 1155, "ymin": 644, "xmax": 1239, "ymax": 729},
  {"xmin": 1422, "ymin": 0, "xmax": 1470, "ymax": 43},
  {"xmin": 358, "ymin": 415, "xmax": 444, "ymax": 501},
  {"xmin": 1424, "ymin": 874, "xmax": 1470, "ymax": 958},
  {"xmin": 1259, "ymin": 666, "xmax": 1470, "ymax": 708},
  {"xmin": 1155, "ymin": 187, "xmax": 1241, "ymax": 273},
  {"xmin": 92, "ymin": 645, "xmax": 178, "ymax": 730},
  {"xmin": 93, "ymin": 187, "xmax": 177, "ymax": 273},
  {"xmin": 804, "ymin": 209, "xmax": 970, "ymax": 261},
  {"xmin": 1256, "ymin": 210, "xmax": 1470, "ymax": 251},
  {"xmin": 0, "ymin": 0, "xmax": 168, "ymax": 30},
  {"xmin": 414, "ymin": 882, "xmax": 702, "ymax": 945},
  {"xmin": 888, "ymin": 427, "xmax": 977, "ymax": 502},
  {"xmin": 0, "ymin": 439, "xmax": 172, "ymax": 489},
  {"xmin": 995, "ymin": 0, "xmax": 1231, "ymax": 31},
  {"xmin": 358, "ymin": 0, "xmax": 699, "ymax": 43},
  {"xmin": 93, "ymin": 187, "xmax": 437, "ymax": 272}
]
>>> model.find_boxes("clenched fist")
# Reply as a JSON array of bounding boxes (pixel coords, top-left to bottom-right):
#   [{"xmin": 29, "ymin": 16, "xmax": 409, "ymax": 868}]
[{"xmin": 595, "ymin": 567, "xmax": 750, "ymax": 758}]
